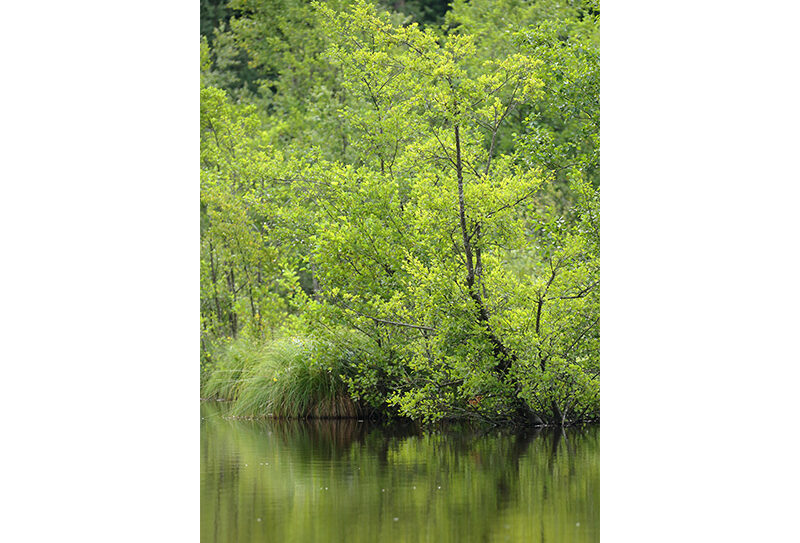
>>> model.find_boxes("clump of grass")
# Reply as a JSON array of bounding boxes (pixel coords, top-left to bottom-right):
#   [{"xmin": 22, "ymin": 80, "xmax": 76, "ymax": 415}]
[
  {"xmin": 201, "ymin": 338, "xmax": 268, "ymax": 401},
  {"xmin": 231, "ymin": 338, "xmax": 359, "ymax": 419}
]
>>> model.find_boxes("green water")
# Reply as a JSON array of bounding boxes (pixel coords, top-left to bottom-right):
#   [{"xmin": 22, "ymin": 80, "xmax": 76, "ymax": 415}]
[{"xmin": 201, "ymin": 402, "xmax": 599, "ymax": 542}]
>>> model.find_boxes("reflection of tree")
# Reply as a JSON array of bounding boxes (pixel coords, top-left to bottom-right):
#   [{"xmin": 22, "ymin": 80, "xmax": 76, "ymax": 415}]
[
  {"xmin": 548, "ymin": 428, "xmax": 563, "ymax": 473},
  {"xmin": 497, "ymin": 431, "xmax": 537, "ymax": 508},
  {"xmin": 201, "ymin": 402, "xmax": 599, "ymax": 543}
]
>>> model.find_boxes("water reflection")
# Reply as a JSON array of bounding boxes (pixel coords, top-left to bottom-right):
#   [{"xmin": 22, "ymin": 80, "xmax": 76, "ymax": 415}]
[{"xmin": 201, "ymin": 402, "xmax": 599, "ymax": 542}]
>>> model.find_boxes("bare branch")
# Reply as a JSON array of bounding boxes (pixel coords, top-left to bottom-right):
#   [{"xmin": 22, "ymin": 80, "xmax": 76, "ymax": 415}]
[
  {"xmin": 549, "ymin": 280, "xmax": 599, "ymax": 301},
  {"xmin": 338, "ymin": 301, "xmax": 437, "ymax": 332}
]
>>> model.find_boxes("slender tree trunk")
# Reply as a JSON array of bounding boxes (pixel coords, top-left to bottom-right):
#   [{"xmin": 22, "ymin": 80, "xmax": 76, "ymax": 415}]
[
  {"xmin": 227, "ymin": 267, "xmax": 237, "ymax": 337},
  {"xmin": 552, "ymin": 401, "xmax": 565, "ymax": 426},
  {"xmin": 208, "ymin": 240, "xmax": 223, "ymax": 335},
  {"xmin": 454, "ymin": 125, "xmax": 475, "ymax": 288},
  {"xmin": 535, "ymin": 298, "xmax": 545, "ymax": 370},
  {"xmin": 256, "ymin": 269, "xmax": 263, "ymax": 335},
  {"xmin": 310, "ymin": 259, "xmax": 320, "ymax": 301},
  {"xmin": 454, "ymin": 124, "xmax": 516, "ymax": 373}
]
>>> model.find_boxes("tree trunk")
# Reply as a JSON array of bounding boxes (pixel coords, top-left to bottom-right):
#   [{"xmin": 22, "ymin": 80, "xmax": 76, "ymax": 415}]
[
  {"xmin": 208, "ymin": 240, "xmax": 224, "ymax": 335},
  {"xmin": 454, "ymin": 124, "xmax": 516, "ymax": 373},
  {"xmin": 227, "ymin": 267, "xmax": 237, "ymax": 337}
]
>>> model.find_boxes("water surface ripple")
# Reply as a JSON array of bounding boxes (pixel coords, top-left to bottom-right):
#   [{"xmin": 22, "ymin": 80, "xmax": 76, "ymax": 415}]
[{"xmin": 201, "ymin": 402, "xmax": 599, "ymax": 542}]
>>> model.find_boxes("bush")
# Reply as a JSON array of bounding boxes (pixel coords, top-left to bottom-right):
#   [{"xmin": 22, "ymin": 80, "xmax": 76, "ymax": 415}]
[
  {"xmin": 201, "ymin": 337, "xmax": 265, "ymax": 400},
  {"xmin": 515, "ymin": 358, "xmax": 599, "ymax": 424},
  {"xmin": 232, "ymin": 338, "xmax": 360, "ymax": 418},
  {"xmin": 202, "ymin": 336, "xmax": 361, "ymax": 418}
]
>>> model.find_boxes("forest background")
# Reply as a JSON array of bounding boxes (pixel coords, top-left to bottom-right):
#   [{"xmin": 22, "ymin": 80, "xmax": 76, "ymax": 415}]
[{"xmin": 200, "ymin": 0, "xmax": 600, "ymax": 425}]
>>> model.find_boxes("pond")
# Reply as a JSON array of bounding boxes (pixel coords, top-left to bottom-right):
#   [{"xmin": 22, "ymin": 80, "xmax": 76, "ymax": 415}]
[{"xmin": 201, "ymin": 401, "xmax": 599, "ymax": 542}]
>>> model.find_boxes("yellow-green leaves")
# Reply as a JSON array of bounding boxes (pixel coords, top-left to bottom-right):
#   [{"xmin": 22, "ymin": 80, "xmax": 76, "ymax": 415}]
[{"xmin": 201, "ymin": 0, "xmax": 599, "ymax": 424}]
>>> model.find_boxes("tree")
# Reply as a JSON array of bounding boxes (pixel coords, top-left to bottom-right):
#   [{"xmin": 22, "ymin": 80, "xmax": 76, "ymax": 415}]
[
  {"xmin": 199, "ymin": 0, "xmax": 600, "ymax": 425},
  {"xmin": 277, "ymin": 0, "xmax": 598, "ymax": 424}
]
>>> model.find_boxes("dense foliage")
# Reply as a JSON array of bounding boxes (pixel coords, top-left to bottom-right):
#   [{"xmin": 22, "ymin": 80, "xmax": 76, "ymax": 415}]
[{"xmin": 201, "ymin": 0, "xmax": 599, "ymax": 425}]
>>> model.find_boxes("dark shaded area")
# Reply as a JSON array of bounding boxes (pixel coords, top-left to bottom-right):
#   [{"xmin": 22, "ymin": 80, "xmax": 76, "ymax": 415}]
[
  {"xmin": 384, "ymin": 0, "xmax": 451, "ymax": 25},
  {"xmin": 201, "ymin": 0, "xmax": 233, "ymax": 39}
]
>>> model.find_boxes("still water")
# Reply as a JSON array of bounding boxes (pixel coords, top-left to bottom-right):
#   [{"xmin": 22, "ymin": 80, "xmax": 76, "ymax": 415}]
[{"xmin": 201, "ymin": 402, "xmax": 599, "ymax": 542}]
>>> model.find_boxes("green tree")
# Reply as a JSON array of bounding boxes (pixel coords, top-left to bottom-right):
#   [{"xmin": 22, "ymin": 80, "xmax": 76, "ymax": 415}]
[
  {"xmin": 199, "ymin": 0, "xmax": 599, "ymax": 425},
  {"xmin": 280, "ymin": 0, "xmax": 598, "ymax": 424}
]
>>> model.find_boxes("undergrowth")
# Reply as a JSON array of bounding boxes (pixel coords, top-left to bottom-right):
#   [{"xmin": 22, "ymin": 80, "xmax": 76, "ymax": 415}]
[
  {"xmin": 201, "ymin": 338, "xmax": 266, "ymax": 401},
  {"xmin": 202, "ymin": 336, "xmax": 359, "ymax": 418}
]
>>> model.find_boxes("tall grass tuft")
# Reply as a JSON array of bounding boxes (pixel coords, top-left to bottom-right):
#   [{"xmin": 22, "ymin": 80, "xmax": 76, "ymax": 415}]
[
  {"xmin": 202, "ymin": 337, "xmax": 360, "ymax": 418},
  {"xmin": 201, "ymin": 338, "xmax": 268, "ymax": 401}
]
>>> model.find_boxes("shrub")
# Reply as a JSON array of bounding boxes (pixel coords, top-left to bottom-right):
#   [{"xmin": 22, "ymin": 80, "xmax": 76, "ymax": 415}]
[
  {"xmin": 201, "ymin": 337, "xmax": 265, "ymax": 401},
  {"xmin": 228, "ymin": 337, "xmax": 360, "ymax": 418}
]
